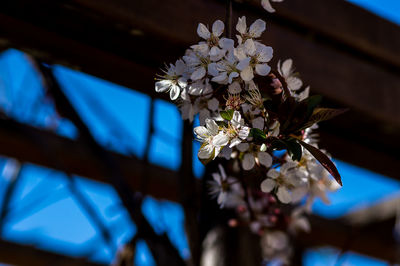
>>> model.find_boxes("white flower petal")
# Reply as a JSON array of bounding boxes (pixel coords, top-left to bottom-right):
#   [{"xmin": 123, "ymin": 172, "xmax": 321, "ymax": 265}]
[
  {"xmin": 277, "ymin": 186, "xmax": 292, "ymax": 204},
  {"xmin": 208, "ymin": 63, "xmax": 219, "ymax": 76},
  {"xmin": 191, "ymin": 43, "xmax": 209, "ymax": 55},
  {"xmin": 236, "ymin": 57, "xmax": 251, "ymax": 71},
  {"xmin": 217, "ymin": 191, "xmax": 227, "ymax": 205},
  {"xmin": 206, "ymin": 119, "xmax": 219, "ymax": 136},
  {"xmin": 210, "ymin": 46, "xmax": 225, "ymax": 61},
  {"xmin": 183, "ymin": 54, "xmax": 200, "ymax": 66},
  {"xmin": 198, "ymin": 144, "xmax": 213, "ymax": 159},
  {"xmin": 228, "ymin": 81, "xmax": 242, "ymax": 94},
  {"xmin": 242, "ymin": 153, "xmax": 255, "ymax": 170},
  {"xmin": 281, "ymin": 161, "xmax": 297, "ymax": 173},
  {"xmin": 281, "ymin": 59, "xmax": 293, "ymax": 77},
  {"xmin": 249, "ymin": 19, "xmax": 266, "ymax": 37},
  {"xmin": 260, "ymin": 143, "xmax": 267, "ymax": 152},
  {"xmin": 258, "ymin": 46, "xmax": 274, "ymax": 62},
  {"xmin": 237, "ymin": 143, "xmax": 249, "ymax": 152},
  {"xmin": 252, "ymin": 117, "xmax": 264, "ymax": 130},
  {"xmin": 177, "ymin": 78, "xmax": 187, "ymax": 89},
  {"xmin": 238, "ymin": 127, "xmax": 250, "ymax": 140},
  {"xmin": 220, "ymin": 146, "xmax": 232, "ymax": 160},
  {"xmin": 228, "ymin": 72, "xmax": 239, "ymax": 83},
  {"xmin": 188, "ymin": 81, "xmax": 204, "ymax": 95},
  {"xmin": 236, "ymin": 16, "xmax": 247, "ymax": 35},
  {"xmin": 244, "ymin": 39, "xmax": 256, "ymax": 56},
  {"xmin": 155, "ymin": 80, "xmax": 170, "ymax": 92},
  {"xmin": 199, "ymin": 109, "xmax": 211, "ymax": 126},
  {"xmin": 169, "ymin": 85, "xmax": 180, "ymax": 100},
  {"xmin": 255, "ymin": 64, "xmax": 271, "ymax": 76},
  {"xmin": 229, "ymin": 137, "xmax": 242, "ymax": 148},
  {"xmin": 197, "ymin": 23, "xmax": 211, "ymax": 39},
  {"xmin": 258, "ymin": 151, "xmax": 272, "ymax": 168},
  {"xmin": 261, "ymin": 178, "xmax": 276, "ymax": 193},
  {"xmin": 194, "ymin": 126, "xmax": 208, "ymax": 139},
  {"xmin": 236, "ymin": 35, "xmax": 243, "ymax": 45},
  {"xmin": 218, "ymin": 164, "xmax": 227, "ymax": 179},
  {"xmin": 240, "ymin": 66, "xmax": 254, "ymax": 81},
  {"xmin": 212, "ymin": 132, "xmax": 230, "ymax": 147},
  {"xmin": 232, "ymin": 111, "xmax": 242, "ymax": 124},
  {"xmin": 291, "ymin": 187, "xmax": 308, "ymax": 203},
  {"xmin": 267, "ymin": 168, "xmax": 280, "ymax": 179},
  {"xmin": 298, "ymin": 86, "xmax": 310, "ymax": 101},
  {"xmin": 261, "ymin": 0, "xmax": 276, "ymax": 13},
  {"xmin": 287, "ymin": 77, "xmax": 303, "ymax": 91},
  {"xmin": 219, "ymin": 38, "xmax": 234, "ymax": 51},
  {"xmin": 207, "ymin": 98, "xmax": 219, "ymax": 111},
  {"xmin": 212, "ymin": 173, "xmax": 221, "ymax": 183},
  {"xmin": 212, "ymin": 20, "xmax": 225, "ymax": 37},
  {"xmin": 211, "ymin": 72, "xmax": 228, "ymax": 84},
  {"xmin": 175, "ymin": 59, "xmax": 186, "ymax": 75},
  {"xmin": 191, "ymin": 67, "xmax": 206, "ymax": 81},
  {"xmin": 292, "ymin": 217, "xmax": 311, "ymax": 233},
  {"xmin": 234, "ymin": 46, "xmax": 247, "ymax": 61}
]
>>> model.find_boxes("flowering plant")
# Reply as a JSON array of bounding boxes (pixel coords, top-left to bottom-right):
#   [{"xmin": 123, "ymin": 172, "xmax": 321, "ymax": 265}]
[{"xmin": 155, "ymin": 1, "xmax": 346, "ymax": 263}]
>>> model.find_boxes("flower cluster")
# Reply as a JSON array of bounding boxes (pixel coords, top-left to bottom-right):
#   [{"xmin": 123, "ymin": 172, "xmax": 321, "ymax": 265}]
[{"xmin": 155, "ymin": 15, "xmax": 344, "ymax": 264}]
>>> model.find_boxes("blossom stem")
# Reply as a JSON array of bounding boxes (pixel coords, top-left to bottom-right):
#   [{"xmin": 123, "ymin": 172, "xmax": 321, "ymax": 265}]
[
  {"xmin": 238, "ymin": 163, "xmax": 256, "ymax": 221},
  {"xmin": 225, "ymin": 0, "xmax": 233, "ymax": 38}
]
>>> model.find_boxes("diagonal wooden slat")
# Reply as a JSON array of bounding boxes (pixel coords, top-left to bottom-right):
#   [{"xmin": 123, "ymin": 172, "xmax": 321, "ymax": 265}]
[{"xmin": 0, "ymin": 117, "xmax": 183, "ymax": 202}]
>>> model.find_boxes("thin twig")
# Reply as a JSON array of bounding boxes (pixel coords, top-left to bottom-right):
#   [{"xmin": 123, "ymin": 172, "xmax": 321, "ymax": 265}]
[{"xmin": 225, "ymin": 0, "xmax": 233, "ymax": 39}]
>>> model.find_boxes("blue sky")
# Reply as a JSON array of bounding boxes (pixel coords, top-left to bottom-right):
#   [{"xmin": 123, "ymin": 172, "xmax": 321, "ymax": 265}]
[{"xmin": 0, "ymin": 0, "xmax": 398, "ymax": 265}]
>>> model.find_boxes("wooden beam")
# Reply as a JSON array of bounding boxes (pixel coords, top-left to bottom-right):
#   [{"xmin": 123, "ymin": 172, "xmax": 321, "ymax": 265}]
[
  {"xmin": 304, "ymin": 215, "xmax": 398, "ymax": 263},
  {"xmin": 0, "ymin": 0, "xmax": 399, "ymax": 182},
  {"xmin": 261, "ymin": 0, "xmax": 400, "ymax": 69},
  {"xmin": 0, "ymin": 239, "xmax": 104, "ymax": 266},
  {"xmin": 0, "ymin": 117, "xmax": 182, "ymax": 202},
  {"xmin": 0, "ymin": 116, "xmax": 398, "ymax": 262}
]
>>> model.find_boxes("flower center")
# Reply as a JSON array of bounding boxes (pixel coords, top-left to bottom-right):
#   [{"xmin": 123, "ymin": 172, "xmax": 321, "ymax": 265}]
[
  {"xmin": 226, "ymin": 94, "xmax": 244, "ymax": 110},
  {"xmin": 208, "ymin": 34, "xmax": 219, "ymax": 47}
]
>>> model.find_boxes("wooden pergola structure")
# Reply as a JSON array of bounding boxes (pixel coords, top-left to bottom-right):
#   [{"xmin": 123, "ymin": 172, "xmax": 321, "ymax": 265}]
[{"xmin": 0, "ymin": 0, "xmax": 399, "ymax": 265}]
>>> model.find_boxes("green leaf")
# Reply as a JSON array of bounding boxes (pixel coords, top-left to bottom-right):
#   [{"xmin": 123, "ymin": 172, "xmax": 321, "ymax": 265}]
[
  {"xmin": 285, "ymin": 139, "xmax": 303, "ymax": 161},
  {"xmin": 270, "ymin": 139, "xmax": 287, "ymax": 150},
  {"xmin": 298, "ymin": 140, "xmax": 342, "ymax": 186},
  {"xmin": 299, "ymin": 108, "xmax": 349, "ymax": 130},
  {"xmin": 250, "ymin": 128, "xmax": 267, "ymax": 142},
  {"xmin": 305, "ymin": 95, "xmax": 322, "ymax": 117},
  {"xmin": 220, "ymin": 109, "xmax": 234, "ymax": 121},
  {"xmin": 270, "ymin": 139, "xmax": 302, "ymax": 161}
]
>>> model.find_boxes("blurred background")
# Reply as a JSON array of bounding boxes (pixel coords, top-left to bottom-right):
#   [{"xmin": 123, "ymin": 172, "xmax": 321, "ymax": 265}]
[{"xmin": 0, "ymin": 0, "xmax": 399, "ymax": 265}]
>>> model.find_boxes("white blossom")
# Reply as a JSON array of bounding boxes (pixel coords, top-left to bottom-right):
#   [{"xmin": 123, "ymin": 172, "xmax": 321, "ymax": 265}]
[
  {"xmin": 194, "ymin": 118, "xmax": 229, "ymax": 160},
  {"xmin": 226, "ymin": 111, "xmax": 250, "ymax": 148},
  {"xmin": 155, "ymin": 59, "xmax": 187, "ymax": 100},
  {"xmin": 260, "ymin": 162, "xmax": 307, "ymax": 204},
  {"xmin": 155, "ymin": 13, "xmax": 342, "ymax": 258},
  {"xmin": 196, "ymin": 20, "xmax": 234, "ymax": 61},
  {"xmin": 242, "ymin": 151, "xmax": 273, "ymax": 171},
  {"xmin": 235, "ymin": 39, "xmax": 273, "ymax": 80},
  {"xmin": 211, "ymin": 51, "xmax": 240, "ymax": 84},
  {"xmin": 236, "ymin": 17, "xmax": 267, "ymax": 44},
  {"xmin": 183, "ymin": 49, "xmax": 210, "ymax": 81},
  {"xmin": 278, "ymin": 59, "xmax": 303, "ymax": 91}
]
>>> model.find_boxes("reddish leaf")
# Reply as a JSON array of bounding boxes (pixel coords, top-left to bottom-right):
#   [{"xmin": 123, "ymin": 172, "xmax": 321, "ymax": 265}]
[
  {"xmin": 298, "ymin": 140, "xmax": 342, "ymax": 186},
  {"xmin": 300, "ymin": 108, "xmax": 349, "ymax": 130}
]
